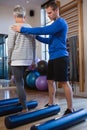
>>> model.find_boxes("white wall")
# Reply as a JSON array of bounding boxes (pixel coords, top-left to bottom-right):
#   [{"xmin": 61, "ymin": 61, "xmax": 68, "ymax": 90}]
[
  {"xmin": 0, "ymin": 4, "xmax": 41, "ymax": 33},
  {"xmin": 0, "ymin": 5, "xmax": 13, "ymax": 34},
  {"xmin": 0, "ymin": 3, "xmax": 42, "ymax": 60},
  {"xmin": 26, "ymin": 6, "xmax": 42, "ymax": 60}
]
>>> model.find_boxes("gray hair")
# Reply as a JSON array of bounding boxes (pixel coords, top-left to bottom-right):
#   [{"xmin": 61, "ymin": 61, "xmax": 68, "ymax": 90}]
[{"xmin": 13, "ymin": 5, "xmax": 26, "ymax": 18}]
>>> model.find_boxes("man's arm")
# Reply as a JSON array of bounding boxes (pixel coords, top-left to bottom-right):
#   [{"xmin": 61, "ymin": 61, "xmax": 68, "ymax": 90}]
[
  {"xmin": 36, "ymin": 35, "xmax": 51, "ymax": 44},
  {"xmin": 20, "ymin": 20, "xmax": 63, "ymax": 35},
  {"xmin": 12, "ymin": 18, "xmax": 67, "ymax": 35}
]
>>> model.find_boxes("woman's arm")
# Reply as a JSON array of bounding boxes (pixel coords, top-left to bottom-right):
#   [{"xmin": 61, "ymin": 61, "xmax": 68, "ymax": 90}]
[{"xmin": 7, "ymin": 27, "xmax": 16, "ymax": 64}]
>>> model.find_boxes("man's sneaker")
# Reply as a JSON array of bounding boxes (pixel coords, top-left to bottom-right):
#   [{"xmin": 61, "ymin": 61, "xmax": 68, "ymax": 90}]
[
  {"xmin": 44, "ymin": 103, "xmax": 58, "ymax": 107},
  {"xmin": 63, "ymin": 108, "xmax": 74, "ymax": 116},
  {"xmin": 16, "ymin": 102, "xmax": 21, "ymax": 106},
  {"xmin": 44, "ymin": 103, "xmax": 50, "ymax": 107}
]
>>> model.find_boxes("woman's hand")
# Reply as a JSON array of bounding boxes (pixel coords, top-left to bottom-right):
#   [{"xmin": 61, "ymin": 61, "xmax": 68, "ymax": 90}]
[
  {"xmin": 11, "ymin": 25, "xmax": 21, "ymax": 32},
  {"xmin": 30, "ymin": 62, "xmax": 36, "ymax": 70}
]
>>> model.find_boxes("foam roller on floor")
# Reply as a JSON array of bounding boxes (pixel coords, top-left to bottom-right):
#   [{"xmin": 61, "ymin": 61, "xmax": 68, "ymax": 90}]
[
  {"xmin": 5, "ymin": 105, "xmax": 60, "ymax": 129},
  {"xmin": 0, "ymin": 98, "xmax": 19, "ymax": 106},
  {"xmin": 30, "ymin": 109, "xmax": 87, "ymax": 130},
  {"xmin": 0, "ymin": 100, "xmax": 38, "ymax": 116}
]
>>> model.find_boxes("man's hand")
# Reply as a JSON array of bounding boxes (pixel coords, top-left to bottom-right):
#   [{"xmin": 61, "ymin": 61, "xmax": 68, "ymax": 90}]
[{"xmin": 11, "ymin": 25, "xmax": 21, "ymax": 32}]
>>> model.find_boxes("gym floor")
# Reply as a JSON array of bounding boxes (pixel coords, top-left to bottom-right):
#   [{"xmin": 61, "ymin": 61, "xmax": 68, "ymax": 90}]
[{"xmin": 0, "ymin": 86, "xmax": 87, "ymax": 130}]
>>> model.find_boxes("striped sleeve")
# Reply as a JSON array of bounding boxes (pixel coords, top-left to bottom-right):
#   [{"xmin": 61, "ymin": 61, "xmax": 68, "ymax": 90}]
[{"xmin": 7, "ymin": 27, "xmax": 16, "ymax": 62}]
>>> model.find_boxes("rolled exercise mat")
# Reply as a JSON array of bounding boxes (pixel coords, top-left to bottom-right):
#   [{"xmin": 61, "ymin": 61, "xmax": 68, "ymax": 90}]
[
  {"xmin": 0, "ymin": 100, "xmax": 38, "ymax": 116},
  {"xmin": 5, "ymin": 105, "xmax": 60, "ymax": 129},
  {"xmin": 30, "ymin": 108, "xmax": 87, "ymax": 130},
  {"xmin": 0, "ymin": 98, "xmax": 19, "ymax": 106}
]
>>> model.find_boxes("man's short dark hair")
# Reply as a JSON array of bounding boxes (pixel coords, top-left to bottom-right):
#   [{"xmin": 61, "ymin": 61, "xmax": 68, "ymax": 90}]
[{"xmin": 45, "ymin": 1, "xmax": 59, "ymax": 10}]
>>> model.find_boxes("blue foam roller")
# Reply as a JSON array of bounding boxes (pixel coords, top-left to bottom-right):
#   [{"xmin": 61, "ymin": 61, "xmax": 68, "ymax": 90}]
[
  {"xmin": 0, "ymin": 100, "xmax": 38, "ymax": 116},
  {"xmin": 5, "ymin": 105, "xmax": 60, "ymax": 129},
  {"xmin": 30, "ymin": 109, "xmax": 87, "ymax": 130},
  {"xmin": 0, "ymin": 98, "xmax": 19, "ymax": 106}
]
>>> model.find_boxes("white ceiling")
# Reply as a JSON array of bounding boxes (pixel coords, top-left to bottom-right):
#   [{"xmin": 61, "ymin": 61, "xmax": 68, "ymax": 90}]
[{"xmin": 0, "ymin": 0, "xmax": 48, "ymax": 8}]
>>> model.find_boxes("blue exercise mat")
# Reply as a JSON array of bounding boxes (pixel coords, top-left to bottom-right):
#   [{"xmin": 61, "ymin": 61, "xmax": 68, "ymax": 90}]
[
  {"xmin": 0, "ymin": 98, "xmax": 19, "ymax": 106},
  {"xmin": 5, "ymin": 105, "xmax": 60, "ymax": 129},
  {"xmin": 0, "ymin": 100, "xmax": 38, "ymax": 116},
  {"xmin": 30, "ymin": 108, "xmax": 87, "ymax": 130}
]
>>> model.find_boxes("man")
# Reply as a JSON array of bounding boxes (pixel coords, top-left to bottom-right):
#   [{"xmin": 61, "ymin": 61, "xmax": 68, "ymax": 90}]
[
  {"xmin": 12, "ymin": 1, "xmax": 74, "ymax": 115},
  {"xmin": 8, "ymin": 5, "xmax": 36, "ymax": 112}
]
